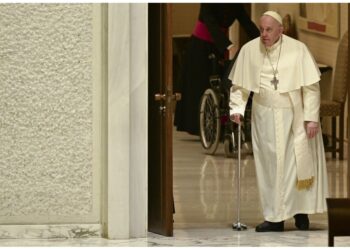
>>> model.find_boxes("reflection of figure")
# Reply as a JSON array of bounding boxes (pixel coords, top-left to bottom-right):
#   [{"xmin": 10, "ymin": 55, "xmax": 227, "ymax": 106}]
[
  {"xmin": 174, "ymin": 3, "xmax": 260, "ymax": 135},
  {"xmin": 229, "ymin": 11, "xmax": 328, "ymax": 232}
]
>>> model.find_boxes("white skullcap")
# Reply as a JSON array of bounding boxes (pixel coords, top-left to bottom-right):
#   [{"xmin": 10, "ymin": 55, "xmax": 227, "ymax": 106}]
[{"xmin": 263, "ymin": 11, "xmax": 283, "ymax": 25}]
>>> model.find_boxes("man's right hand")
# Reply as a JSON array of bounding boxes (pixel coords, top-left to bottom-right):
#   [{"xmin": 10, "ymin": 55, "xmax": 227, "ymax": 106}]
[{"xmin": 230, "ymin": 114, "xmax": 241, "ymax": 124}]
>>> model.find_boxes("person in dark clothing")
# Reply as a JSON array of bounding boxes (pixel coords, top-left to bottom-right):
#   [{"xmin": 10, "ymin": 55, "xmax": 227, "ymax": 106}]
[{"xmin": 174, "ymin": 3, "xmax": 260, "ymax": 135}]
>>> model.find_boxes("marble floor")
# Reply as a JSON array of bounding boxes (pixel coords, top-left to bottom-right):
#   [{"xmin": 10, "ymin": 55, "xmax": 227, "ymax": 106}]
[
  {"xmin": 1, "ymin": 228, "xmax": 350, "ymax": 247},
  {"xmin": 0, "ymin": 129, "xmax": 349, "ymax": 247}
]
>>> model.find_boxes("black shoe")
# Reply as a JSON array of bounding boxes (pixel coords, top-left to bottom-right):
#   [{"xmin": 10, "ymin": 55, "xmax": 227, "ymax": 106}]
[
  {"xmin": 255, "ymin": 221, "xmax": 284, "ymax": 232},
  {"xmin": 294, "ymin": 214, "xmax": 309, "ymax": 230}
]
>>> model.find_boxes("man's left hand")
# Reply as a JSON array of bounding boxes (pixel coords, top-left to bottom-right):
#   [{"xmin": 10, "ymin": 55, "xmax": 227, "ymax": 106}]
[{"xmin": 305, "ymin": 121, "xmax": 319, "ymax": 139}]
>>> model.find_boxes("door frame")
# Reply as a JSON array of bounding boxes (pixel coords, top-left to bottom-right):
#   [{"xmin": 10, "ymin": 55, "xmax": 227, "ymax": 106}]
[{"xmin": 104, "ymin": 3, "xmax": 148, "ymax": 239}]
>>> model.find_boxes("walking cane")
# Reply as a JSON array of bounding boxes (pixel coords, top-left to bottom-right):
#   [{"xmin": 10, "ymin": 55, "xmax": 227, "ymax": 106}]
[{"xmin": 232, "ymin": 122, "xmax": 247, "ymax": 231}]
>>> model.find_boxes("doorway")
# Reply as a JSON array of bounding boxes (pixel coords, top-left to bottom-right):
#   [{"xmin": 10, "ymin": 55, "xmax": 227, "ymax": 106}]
[
  {"xmin": 147, "ymin": 2, "xmax": 350, "ymax": 237},
  {"xmin": 171, "ymin": 3, "xmax": 259, "ymax": 229}
]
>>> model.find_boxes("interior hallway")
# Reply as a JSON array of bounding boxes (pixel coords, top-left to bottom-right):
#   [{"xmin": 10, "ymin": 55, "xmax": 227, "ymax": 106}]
[{"xmin": 0, "ymin": 128, "xmax": 349, "ymax": 247}]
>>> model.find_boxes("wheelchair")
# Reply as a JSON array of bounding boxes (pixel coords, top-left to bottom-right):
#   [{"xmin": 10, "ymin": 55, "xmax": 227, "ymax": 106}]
[{"xmin": 199, "ymin": 53, "xmax": 252, "ymax": 157}]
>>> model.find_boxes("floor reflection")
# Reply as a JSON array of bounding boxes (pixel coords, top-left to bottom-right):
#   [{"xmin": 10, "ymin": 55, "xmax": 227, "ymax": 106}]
[{"xmin": 199, "ymin": 156, "xmax": 219, "ymax": 220}]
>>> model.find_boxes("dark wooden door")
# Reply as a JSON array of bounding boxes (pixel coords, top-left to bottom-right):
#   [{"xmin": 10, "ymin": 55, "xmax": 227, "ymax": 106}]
[{"xmin": 148, "ymin": 3, "xmax": 179, "ymax": 236}]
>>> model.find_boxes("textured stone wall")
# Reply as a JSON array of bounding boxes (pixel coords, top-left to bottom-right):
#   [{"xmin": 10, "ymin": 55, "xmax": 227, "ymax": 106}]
[{"xmin": 0, "ymin": 4, "xmax": 96, "ymax": 222}]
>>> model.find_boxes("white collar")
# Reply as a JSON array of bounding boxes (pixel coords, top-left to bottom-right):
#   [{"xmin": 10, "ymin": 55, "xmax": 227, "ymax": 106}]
[{"xmin": 265, "ymin": 36, "xmax": 282, "ymax": 52}]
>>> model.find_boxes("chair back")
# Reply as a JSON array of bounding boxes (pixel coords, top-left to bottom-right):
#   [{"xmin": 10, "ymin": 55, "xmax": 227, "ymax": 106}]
[{"xmin": 332, "ymin": 31, "xmax": 348, "ymax": 103}]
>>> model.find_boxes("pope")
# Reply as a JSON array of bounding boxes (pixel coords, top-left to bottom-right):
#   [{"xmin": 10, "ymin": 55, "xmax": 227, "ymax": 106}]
[{"xmin": 229, "ymin": 10, "xmax": 328, "ymax": 232}]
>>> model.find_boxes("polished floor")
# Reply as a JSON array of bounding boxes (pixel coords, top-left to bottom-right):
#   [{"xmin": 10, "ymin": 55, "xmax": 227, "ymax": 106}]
[{"xmin": 0, "ymin": 128, "xmax": 349, "ymax": 247}]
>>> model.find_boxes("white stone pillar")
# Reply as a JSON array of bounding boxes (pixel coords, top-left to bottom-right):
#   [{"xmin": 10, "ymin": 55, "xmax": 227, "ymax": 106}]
[{"xmin": 106, "ymin": 3, "xmax": 148, "ymax": 239}]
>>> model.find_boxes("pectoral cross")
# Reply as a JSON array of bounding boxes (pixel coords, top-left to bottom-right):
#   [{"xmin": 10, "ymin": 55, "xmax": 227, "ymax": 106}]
[{"xmin": 271, "ymin": 76, "xmax": 279, "ymax": 90}]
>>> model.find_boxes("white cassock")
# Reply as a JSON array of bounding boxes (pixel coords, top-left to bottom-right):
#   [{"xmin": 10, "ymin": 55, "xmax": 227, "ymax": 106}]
[{"xmin": 229, "ymin": 34, "xmax": 328, "ymax": 222}]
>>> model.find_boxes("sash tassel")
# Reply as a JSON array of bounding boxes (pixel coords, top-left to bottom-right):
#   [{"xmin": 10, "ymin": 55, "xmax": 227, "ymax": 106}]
[{"xmin": 297, "ymin": 176, "xmax": 314, "ymax": 190}]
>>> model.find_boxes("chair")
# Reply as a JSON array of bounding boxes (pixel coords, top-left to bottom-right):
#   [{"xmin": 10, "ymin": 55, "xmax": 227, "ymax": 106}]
[
  {"xmin": 320, "ymin": 31, "xmax": 348, "ymax": 160},
  {"xmin": 326, "ymin": 198, "xmax": 350, "ymax": 246}
]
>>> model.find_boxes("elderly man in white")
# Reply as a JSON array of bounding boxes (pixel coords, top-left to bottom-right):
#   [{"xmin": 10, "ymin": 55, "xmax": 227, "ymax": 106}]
[{"xmin": 229, "ymin": 11, "xmax": 328, "ymax": 232}]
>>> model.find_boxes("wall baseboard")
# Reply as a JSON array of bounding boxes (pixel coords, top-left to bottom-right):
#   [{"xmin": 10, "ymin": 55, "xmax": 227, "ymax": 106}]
[{"xmin": 0, "ymin": 224, "xmax": 101, "ymax": 239}]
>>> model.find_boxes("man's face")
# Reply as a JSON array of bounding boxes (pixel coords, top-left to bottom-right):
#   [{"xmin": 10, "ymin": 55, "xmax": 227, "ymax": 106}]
[{"xmin": 259, "ymin": 15, "xmax": 283, "ymax": 47}]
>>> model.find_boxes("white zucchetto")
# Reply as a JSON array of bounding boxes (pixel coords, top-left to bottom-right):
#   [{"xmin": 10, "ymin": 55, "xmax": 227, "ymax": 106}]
[{"xmin": 263, "ymin": 11, "xmax": 283, "ymax": 25}]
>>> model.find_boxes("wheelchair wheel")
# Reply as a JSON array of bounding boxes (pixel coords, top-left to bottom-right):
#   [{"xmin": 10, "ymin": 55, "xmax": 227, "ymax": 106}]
[{"xmin": 199, "ymin": 88, "xmax": 221, "ymax": 155}]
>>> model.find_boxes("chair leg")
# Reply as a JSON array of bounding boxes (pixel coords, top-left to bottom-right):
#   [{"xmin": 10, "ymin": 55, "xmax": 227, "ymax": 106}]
[
  {"xmin": 339, "ymin": 113, "xmax": 344, "ymax": 160},
  {"xmin": 332, "ymin": 117, "xmax": 336, "ymax": 159},
  {"xmin": 329, "ymin": 234, "xmax": 334, "ymax": 247}
]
